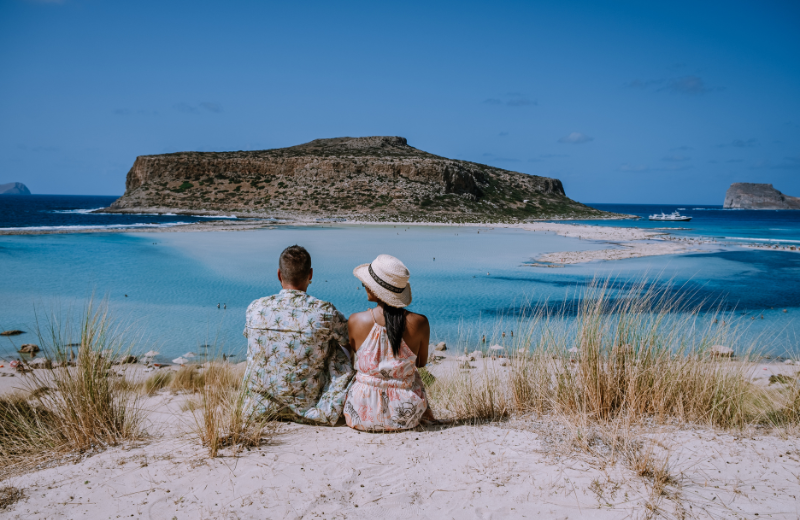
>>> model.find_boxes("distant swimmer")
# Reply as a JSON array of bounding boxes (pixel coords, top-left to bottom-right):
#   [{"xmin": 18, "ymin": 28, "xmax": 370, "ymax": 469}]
[
  {"xmin": 125, "ymin": 294, "xmax": 128, "ymax": 297},
  {"xmin": 217, "ymin": 303, "xmax": 220, "ymax": 309},
  {"xmin": 487, "ymin": 272, "xmax": 490, "ymax": 276},
  {"xmin": 224, "ymin": 304, "xmax": 227, "ymax": 309},
  {"xmin": 433, "ymin": 257, "xmax": 435, "ymax": 261}
]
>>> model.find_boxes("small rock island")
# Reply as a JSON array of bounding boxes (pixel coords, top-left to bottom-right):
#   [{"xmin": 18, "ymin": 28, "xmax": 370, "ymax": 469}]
[
  {"xmin": 723, "ymin": 183, "xmax": 800, "ymax": 210},
  {"xmin": 106, "ymin": 136, "xmax": 623, "ymax": 222},
  {"xmin": 0, "ymin": 182, "xmax": 31, "ymax": 195}
]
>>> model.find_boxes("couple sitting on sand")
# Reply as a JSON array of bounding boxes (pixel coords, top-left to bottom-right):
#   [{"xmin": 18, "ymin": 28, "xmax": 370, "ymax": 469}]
[{"xmin": 242, "ymin": 245, "xmax": 434, "ymax": 431}]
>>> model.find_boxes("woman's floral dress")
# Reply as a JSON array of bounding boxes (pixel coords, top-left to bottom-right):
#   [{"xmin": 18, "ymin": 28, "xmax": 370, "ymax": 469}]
[{"xmin": 344, "ymin": 321, "xmax": 427, "ymax": 431}]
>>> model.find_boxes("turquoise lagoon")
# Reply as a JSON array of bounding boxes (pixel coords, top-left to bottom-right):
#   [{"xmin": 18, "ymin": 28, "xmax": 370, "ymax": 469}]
[{"xmin": 1, "ymin": 224, "xmax": 799, "ymax": 361}]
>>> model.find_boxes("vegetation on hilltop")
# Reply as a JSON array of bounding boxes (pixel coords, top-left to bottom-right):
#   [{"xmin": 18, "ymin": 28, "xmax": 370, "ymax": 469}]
[{"xmin": 109, "ymin": 136, "xmax": 627, "ymax": 222}]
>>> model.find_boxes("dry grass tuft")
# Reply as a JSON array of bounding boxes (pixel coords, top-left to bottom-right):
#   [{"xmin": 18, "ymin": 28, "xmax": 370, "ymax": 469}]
[
  {"xmin": 0, "ymin": 486, "xmax": 25, "ymax": 511},
  {"xmin": 189, "ymin": 362, "xmax": 274, "ymax": 457},
  {"xmin": 141, "ymin": 370, "xmax": 174, "ymax": 395},
  {"xmin": 427, "ymin": 355, "xmax": 509, "ymax": 423},
  {"xmin": 168, "ymin": 366, "xmax": 201, "ymax": 393},
  {"xmin": 428, "ymin": 277, "xmax": 782, "ymax": 429},
  {"xmin": 764, "ymin": 376, "xmax": 800, "ymax": 425},
  {"xmin": 0, "ymin": 303, "xmax": 144, "ymax": 478}
]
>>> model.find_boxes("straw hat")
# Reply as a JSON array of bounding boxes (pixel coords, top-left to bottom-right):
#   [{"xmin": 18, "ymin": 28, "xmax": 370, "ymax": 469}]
[{"xmin": 353, "ymin": 254, "xmax": 412, "ymax": 308}]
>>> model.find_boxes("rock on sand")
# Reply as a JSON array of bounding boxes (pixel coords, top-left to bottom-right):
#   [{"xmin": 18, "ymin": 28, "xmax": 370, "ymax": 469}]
[{"xmin": 710, "ymin": 345, "xmax": 734, "ymax": 357}]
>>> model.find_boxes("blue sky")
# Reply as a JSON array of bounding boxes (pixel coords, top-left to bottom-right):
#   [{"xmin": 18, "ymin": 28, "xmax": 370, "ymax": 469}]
[{"xmin": 1, "ymin": 0, "xmax": 798, "ymax": 204}]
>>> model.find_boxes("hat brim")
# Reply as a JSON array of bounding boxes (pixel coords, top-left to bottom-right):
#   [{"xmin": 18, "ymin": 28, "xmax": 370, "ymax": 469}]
[{"xmin": 353, "ymin": 263, "xmax": 412, "ymax": 308}]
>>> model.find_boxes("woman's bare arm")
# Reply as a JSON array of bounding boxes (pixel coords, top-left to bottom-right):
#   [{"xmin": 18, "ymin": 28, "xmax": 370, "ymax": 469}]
[{"xmin": 406, "ymin": 313, "xmax": 430, "ymax": 368}]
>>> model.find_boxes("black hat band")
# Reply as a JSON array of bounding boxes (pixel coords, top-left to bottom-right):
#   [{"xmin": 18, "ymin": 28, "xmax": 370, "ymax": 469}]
[{"xmin": 368, "ymin": 264, "xmax": 405, "ymax": 294}]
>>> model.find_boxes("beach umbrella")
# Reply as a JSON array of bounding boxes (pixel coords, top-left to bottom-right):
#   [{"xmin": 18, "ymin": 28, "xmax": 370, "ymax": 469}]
[
  {"xmin": 143, "ymin": 350, "xmax": 159, "ymax": 358},
  {"xmin": 172, "ymin": 357, "xmax": 189, "ymax": 365},
  {"xmin": 489, "ymin": 344, "xmax": 504, "ymax": 351},
  {"xmin": 183, "ymin": 352, "xmax": 196, "ymax": 358}
]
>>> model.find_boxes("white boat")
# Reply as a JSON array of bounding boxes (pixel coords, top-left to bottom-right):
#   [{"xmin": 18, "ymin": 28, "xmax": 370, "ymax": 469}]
[{"xmin": 649, "ymin": 211, "xmax": 691, "ymax": 222}]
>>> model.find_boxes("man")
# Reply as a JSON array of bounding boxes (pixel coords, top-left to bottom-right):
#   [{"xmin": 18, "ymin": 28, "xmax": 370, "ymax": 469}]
[{"xmin": 243, "ymin": 245, "xmax": 354, "ymax": 425}]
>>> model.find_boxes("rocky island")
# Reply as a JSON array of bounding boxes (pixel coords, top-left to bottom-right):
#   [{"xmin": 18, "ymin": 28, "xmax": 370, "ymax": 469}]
[
  {"xmin": 0, "ymin": 182, "xmax": 31, "ymax": 195},
  {"xmin": 723, "ymin": 183, "xmax": 800, "ymax": 210},
  {"xmin": 105, "ymin": 136, "xmax": 622, "ymax": 222}
]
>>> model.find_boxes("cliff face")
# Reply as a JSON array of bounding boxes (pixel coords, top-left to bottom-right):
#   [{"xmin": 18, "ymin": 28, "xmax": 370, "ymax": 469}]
[
  {"xmin": 108, "ymin": 136, "xmax": 609, "ymax": 221},
  {"xmin": 723, "ymin": 183, "xmax": 800, "ymax": 210},
  {"xmin": 0, "ymin": 182, "xmax": 31, "ymax": 195}
]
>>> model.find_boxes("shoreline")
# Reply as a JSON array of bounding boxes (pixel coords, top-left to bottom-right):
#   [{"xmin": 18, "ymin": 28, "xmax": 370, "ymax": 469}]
[{"xmin": 1, "ymin": 213, "xmax": 798, "ymax": 265}]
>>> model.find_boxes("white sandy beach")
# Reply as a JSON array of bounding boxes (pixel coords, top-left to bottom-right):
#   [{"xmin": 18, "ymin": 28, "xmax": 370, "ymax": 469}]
[{"xmin": 2, "ymin": 357, "xmax": 800, "ymax": 518}]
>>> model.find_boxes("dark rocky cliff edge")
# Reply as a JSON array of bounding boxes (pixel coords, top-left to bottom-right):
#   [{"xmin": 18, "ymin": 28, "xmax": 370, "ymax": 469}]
[
  {"xmin": 723, "ymin": 183, "xmax": 800, "ymax": 210},
  {"xmin": 106, "ymin": 136, "xmax": 624, "ymax": 222},
  {"xmin": 0, "ymin": 182, "xmax": 31, "ymax": 195}
]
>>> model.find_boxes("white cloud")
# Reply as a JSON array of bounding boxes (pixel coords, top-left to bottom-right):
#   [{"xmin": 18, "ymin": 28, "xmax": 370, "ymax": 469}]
[
  {"xmin": 558, "ymin": 132, "xmax": 593, "ymax": 144},
  {"xmin": 173, "ymin": 102, "xmax": 223, "ymax": 114}
]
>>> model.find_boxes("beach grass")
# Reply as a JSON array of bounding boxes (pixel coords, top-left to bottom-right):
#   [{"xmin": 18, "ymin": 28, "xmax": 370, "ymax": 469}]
[
  {"xmin": 141, "ymin": 370, "xmax": 174, "ymax": 395},
  {"xmin": 0, "ymin": 302, "xmax": 144, "ymax": 478},
  {"xmin": 188, "ymin": 361, "xmax": 275, "ymax": 457},
  {"xmin": 428, "ymin": 277, "xmax": 793, "ymax": 429}
]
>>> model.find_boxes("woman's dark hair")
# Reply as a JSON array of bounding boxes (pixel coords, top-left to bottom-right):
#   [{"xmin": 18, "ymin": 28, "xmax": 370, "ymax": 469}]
[{"xmin": 383, "ymin": 304, "xmax": 406, "ymax": 357}]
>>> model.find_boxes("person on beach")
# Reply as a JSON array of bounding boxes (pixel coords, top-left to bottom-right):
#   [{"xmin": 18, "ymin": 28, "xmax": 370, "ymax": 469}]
[
  {"xmin": 242, "ymin": 245, "xmax": 355, "ymax": 425},
  {"xmin": 344, "ymin": 254, "xmax": 431, "ymax": 431}
]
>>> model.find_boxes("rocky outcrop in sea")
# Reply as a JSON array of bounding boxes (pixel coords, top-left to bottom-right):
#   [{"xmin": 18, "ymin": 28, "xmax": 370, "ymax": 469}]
[
  {"xmin": 106, "ymin": 136, "xmax": 618, "ymax": 222},
  {"xmin": 724, "ymin": 183, "xmax": 800, "ymax": 210},
  {"xmin": 0, "ymin": 182, "xmax": 31, "ymax": 195}
]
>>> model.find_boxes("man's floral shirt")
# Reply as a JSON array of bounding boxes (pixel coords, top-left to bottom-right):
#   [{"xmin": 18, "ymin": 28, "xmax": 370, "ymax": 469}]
[{"xmin": 242, "ymin": 289, "xmax": 354, "ymax": 425}]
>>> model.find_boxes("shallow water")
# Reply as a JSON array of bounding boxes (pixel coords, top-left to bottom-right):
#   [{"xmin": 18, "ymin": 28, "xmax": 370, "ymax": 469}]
[{"xmin": 1, "ymin": 225, "xmax": 798, "ymax": 361}]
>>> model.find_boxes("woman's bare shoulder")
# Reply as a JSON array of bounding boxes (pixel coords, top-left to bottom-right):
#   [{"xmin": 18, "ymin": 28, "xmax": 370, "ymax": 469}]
[
  {"xmin": 348, "ymin": 309, "xmax": 374, "ymax": 325},
  {"xmin": 405, "ymin": 311, "xmax": 429, "ymax": 329}
]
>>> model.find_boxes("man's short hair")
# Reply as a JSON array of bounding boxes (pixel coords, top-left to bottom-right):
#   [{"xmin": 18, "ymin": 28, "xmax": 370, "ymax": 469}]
[{"xmin": 279, "ymin": 245, "xmax": 312, "ymax": 286}]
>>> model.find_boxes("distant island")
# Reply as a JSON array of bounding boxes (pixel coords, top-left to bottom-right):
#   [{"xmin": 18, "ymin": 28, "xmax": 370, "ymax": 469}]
[
  {"xmin": 723, "ymin": 183, "xmax": 800, "ymax": 210},
  {"xmin": 105, "ymin": 136, "xmax": 626, "ymax": 223},
  {"xmin": 0, "ymin": 182, "xmax": 31, "ymax": 195}
]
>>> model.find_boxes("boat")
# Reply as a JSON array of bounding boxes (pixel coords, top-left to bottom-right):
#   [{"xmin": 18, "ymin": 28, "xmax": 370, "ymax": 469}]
[{"xmin": 649, "ymin": 211, "xmax": 692, "ymax": 222}]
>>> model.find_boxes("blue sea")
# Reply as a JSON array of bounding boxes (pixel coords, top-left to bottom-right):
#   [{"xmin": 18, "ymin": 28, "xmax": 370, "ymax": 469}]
[
  {"xmin": 1, "ymin": 196, "xmax": 798, "ymax": 361},
  {"xmin": 0, "ymin": 195, "xmax": 240, "ymax": 231},
  {"xmin": 584, "ymin": 203, "xmax": 800, "ymax": 246}
]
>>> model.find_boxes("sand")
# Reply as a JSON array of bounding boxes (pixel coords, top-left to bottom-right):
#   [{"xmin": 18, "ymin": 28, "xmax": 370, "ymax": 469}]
[
  {"xmin": 3, "ymin": 393, "xmax": 800, "ymax": 519},
  {"xmin": 3, "ymin": 357, "xmax": 800, "ymax": 518}
]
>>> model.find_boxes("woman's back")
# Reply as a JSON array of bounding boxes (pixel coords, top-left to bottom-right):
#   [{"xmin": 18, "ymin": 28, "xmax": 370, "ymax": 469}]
[
  {"xmin": 344, "ymin": 309, "xmax": 428, "ymax": 431},
  {"xmin": 348, "ymin": 307, "xmax": 430, "ymax": 362}
]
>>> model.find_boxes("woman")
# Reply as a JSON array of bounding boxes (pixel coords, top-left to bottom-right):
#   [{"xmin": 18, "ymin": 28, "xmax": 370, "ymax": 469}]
[{"xmin": 344, "ymin": 254, "xmax": 430, "ymax": 431}]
